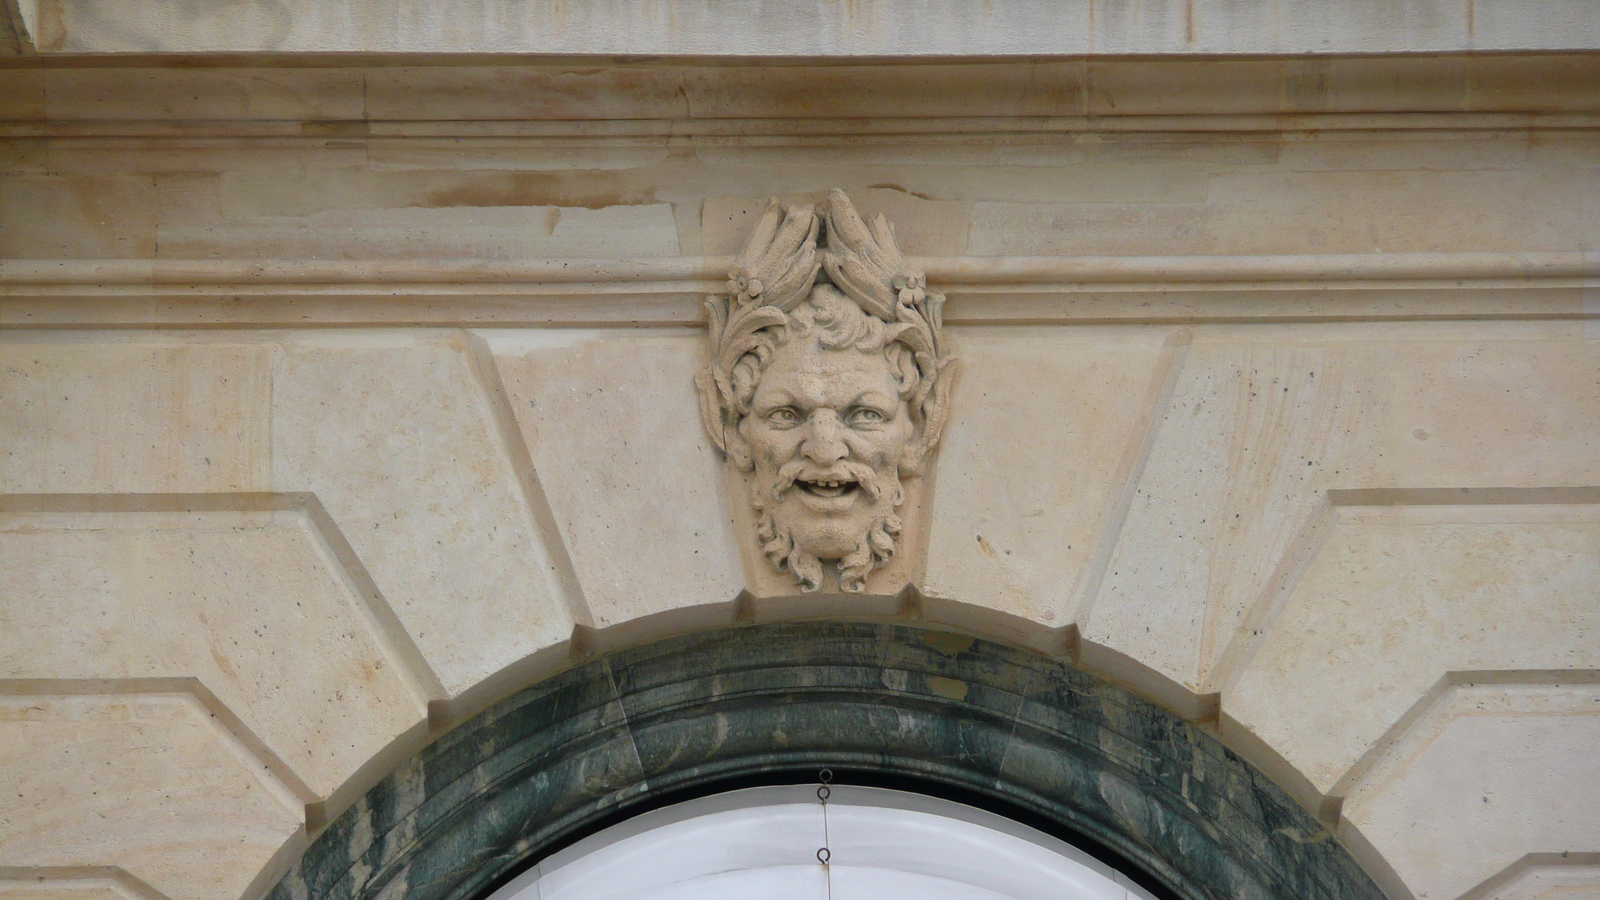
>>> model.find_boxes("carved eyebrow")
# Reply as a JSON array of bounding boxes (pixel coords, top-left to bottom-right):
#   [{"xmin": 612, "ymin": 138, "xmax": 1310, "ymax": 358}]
[
  {"xmin": 752, "ymin": 389, "xmax": 803, "ymax": 412},
  {"xmin": 848, "ymin": 390, "xmax": 898, "ymax": 410}
]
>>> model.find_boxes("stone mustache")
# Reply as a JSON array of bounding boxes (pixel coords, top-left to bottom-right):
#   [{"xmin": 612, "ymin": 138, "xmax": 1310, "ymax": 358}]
[{"xmin": 698, "ymin": 190, "xmax": 956, "ymax": 593}]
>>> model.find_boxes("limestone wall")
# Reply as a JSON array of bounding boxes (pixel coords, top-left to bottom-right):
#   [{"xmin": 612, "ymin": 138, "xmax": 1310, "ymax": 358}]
[{"xmin": 1, "ymin": 58, "xmax": 1597, "ymax": 900}]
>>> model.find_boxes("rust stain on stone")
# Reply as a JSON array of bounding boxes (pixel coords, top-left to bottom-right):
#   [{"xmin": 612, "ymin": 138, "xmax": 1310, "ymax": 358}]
[
  {"xmin": 929, "ymin": 676, "xmax": 969, "ymax": 702},
  {"xmin": 867, "ymin": 183, "xmax": 937, "ymax": 201},
  {"xmin": 413, "ymin": 171, "xmax": 659, "ymax": 210},
  {"xmin": 920, "ymin": 632, "xmax": 976, "ymax": 657}
]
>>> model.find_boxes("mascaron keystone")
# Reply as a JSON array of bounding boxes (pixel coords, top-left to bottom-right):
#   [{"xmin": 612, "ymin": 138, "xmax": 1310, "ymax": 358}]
[{"xmin": 697, "ymin": 190, "xmax": 956, "ymax": 593}]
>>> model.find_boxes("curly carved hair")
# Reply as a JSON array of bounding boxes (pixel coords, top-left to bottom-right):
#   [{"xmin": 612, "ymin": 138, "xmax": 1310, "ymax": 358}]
[{"xmin": 727, "ymin": 284, "xmax": 926, "ymax": 420}]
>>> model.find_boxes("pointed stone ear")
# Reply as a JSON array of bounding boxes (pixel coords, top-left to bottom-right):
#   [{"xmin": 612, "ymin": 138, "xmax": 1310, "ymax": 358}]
[
  {"xmin": 724, "ymin": 422, "xmax": 754, "ymax": 472},
  {"xmin": 899, "ymin": 355, "xmax": 958, "ymax": 474},
  {"xmin": 695, "ymin": 368, "xmax": 754, "ymax": 472}
]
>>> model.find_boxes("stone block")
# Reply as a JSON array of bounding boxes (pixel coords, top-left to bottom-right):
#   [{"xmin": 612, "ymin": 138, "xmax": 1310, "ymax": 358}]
[
  {"xmin": 0, "ymin": 71, "xmax": 44, "ymax": 119},
  {"xmin": 363, "ymin": 68, "xmax": 690, "ymax": 122},
  {"xmin": 270, "ymin": 333, "xmax": 575, "ymax": 697},
  {"xmin": 0, "ymin": 694, "xmax": 304, "ymax": 900},
  {"xmin": 700, "ymin": 190, "xmax": 971, "ymax": 257},
  {"xmin": 1085, "ymin": 329, "xmax": 1600, "ymax": 693},
  {"xmin": 0, "ymin": 339, "xmax": 272, "ymax": 495},
  {"xmin": 0, "ymin": 176, "xmax": 157, "ymax": 259},
  {"xmin": 39, "ymin": 69, "xmax": 364, "ymax": 121},
  {"xmin": 1339, "ymin": 683, "xmax": 1600, "ymax": 900},
  {"xmin": 487, "ymin": 330, "xmax": 743, "ymax": 628},
  {"xmin": 968, "ymin": 162, "xmax": 1600, "ymax": 256},
  {"xmin": 0, "ymin": 882, "xmax": 133, "ymax": 900},
  {"xmin": 922, "ymin": 327, "xmax": 1175, "ymax": 626},
  {"xmin": 366, "ymin": 140, "xmax": 673, "ymax": 173},
  {"xmin": 0, "ymin": 139, "xmax": 46, "ymax": 176},
  {"xmin": 0, "ymin": 506, "xmax": 426, "ymax": 798},
  {"xmin": 156, "ymin": 204, "xmax": 681, "ymax": 260},
  {"xmin": 47, "ymin": 143, "xmax": 370, "ymax": 177},
  {"xmin": 1226, "ymin": 504, "xmax": 1600, "ymax": 797}
]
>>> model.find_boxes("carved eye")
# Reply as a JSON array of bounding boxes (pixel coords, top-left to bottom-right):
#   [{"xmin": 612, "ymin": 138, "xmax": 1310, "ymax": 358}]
[
  {"xmin": 848, "ymin": 407, "xmax": 887, "ymax": 426},
  {"xmin": 766, "ymin": 408, "xmax": 802, "ymax": 428}
]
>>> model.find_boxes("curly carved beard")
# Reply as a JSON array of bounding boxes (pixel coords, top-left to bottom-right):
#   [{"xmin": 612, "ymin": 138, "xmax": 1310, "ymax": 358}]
[{"xmin": 751, "ymin": 462, "xmax": 905, "ymax": 592}]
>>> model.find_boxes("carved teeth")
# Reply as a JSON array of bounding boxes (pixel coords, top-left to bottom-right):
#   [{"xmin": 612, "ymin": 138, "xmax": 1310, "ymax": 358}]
[{"xmin": 797, "ymin": 478, "xmax": 857, "ymax": 497}]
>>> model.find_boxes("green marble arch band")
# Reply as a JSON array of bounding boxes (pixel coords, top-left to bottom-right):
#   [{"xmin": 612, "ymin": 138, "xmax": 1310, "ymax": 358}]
[{"xmin": 266, "ymin": 623, "xmax": 1386, "ymax": 900}]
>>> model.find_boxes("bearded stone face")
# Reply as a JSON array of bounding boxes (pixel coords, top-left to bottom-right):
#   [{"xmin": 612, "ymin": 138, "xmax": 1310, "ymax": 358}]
[
  {"xmin": 699, "ymin": 191, "xmax": 954, "ymax": 594},
  {"xmin": 739, "ymin": 335, "xmax": 914, "ymax": 592}
]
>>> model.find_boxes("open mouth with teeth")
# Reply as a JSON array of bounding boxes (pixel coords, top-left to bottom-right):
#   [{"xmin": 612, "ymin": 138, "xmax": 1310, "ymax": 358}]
[{"xmin": 795, "ymin": 478, "xmax": 861, "ymax": 499}]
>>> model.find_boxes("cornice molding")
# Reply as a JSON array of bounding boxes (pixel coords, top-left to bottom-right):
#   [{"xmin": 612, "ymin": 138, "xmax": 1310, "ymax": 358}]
[
  {"xmin": 3, "ymin": 57, "xmax": 1598, "ymax": 132},
  {"xmin": 9, "ymin": 114, "xmax": 1600, "ymax": 141},
  {"xmin": 4, "ymin": 252, "xmax": 1596, "ymax": 328}
]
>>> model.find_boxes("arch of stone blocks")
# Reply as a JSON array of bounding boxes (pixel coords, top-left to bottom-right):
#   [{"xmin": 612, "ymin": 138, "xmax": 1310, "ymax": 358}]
[{"xmin": 265, "ymin": 623, "xmax": 1388, "ymax": 900}]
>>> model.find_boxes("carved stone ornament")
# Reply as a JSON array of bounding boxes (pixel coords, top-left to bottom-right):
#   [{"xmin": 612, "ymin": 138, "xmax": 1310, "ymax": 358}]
[{"xmin": 697, "ymin": 190, "xmax": 956, "ymax": 593}]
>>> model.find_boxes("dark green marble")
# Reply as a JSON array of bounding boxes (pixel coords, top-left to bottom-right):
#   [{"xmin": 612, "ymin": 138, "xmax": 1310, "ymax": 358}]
[{"xmin": 266, "ymin": 623, "xmax": 1385, "ymax": 900}]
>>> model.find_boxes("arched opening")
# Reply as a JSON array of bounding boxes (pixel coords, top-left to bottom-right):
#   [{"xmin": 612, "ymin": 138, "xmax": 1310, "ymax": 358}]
[
  {"xmin": 484, "ymin": 782, "xmax": 1163, "ymax": 900},
  {"xmin": 266, "ymin": 623, "xmax": 1384, "ymax": 900}
]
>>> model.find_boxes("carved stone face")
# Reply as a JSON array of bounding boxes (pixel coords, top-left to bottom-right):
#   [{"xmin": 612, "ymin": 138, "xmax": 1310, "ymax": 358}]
[
  {"xmin": 741, "ymin": 336, "xmax": 913, "ymax": 566},
  {"xmin": 699, "ymin": 190, "xmax": 954, "ymax": 592}
]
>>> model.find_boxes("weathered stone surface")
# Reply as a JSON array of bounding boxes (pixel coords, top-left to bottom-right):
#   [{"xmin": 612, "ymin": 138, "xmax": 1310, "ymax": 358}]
[
  {"xmin": 0, "ymin": 507, "xmax": 426, "ymax": 799},
  {"xmin": 1228, "ymin": 505, "xmax": 1600, "ymax": 797},
  {"xmin": 923, "ymin": 326, "xmax": 1174, "ymax": 624},
  {"xmin": 1086, "ymin": 329, "xmax": 1600, "ymax": 694},
  {"xmin": 270, "ymin": 333, "xmax": 574, "ymax": 698},
  {"xmin": 0, "ymin": 339, "xmax": 272, "ymax": 494},
  {"xmin": 0, "ymin": 694, "xmax": 304, "ymax": 900},
  {"xmin": 488, "ymin": 329, "xmax": 743, "ymax": 626},
  {"xmin": 1338, "ymin": 682, "xmax": 1600, "ymax": 900},
  {"xmin": 698, "ymin": 193, "xmax": 956, "ymax": 594}
]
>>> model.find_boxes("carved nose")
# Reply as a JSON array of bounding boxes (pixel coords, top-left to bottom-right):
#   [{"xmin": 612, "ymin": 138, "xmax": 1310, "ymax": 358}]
[{"xmin": 801, "ymin": 412, "xmax": 848, "ymax": 465}]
